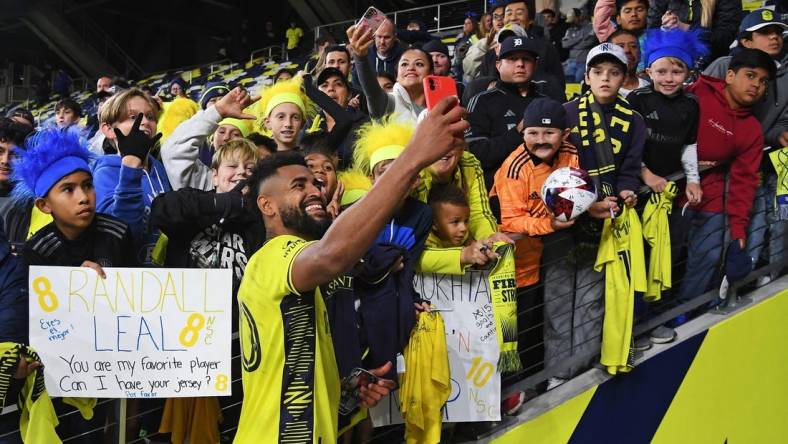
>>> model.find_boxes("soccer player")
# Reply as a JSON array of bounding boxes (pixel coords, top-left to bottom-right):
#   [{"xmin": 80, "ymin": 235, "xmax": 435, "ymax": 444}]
[{"xmin": 234, "ymin": 97, "xmax": 467, "ymax": 442}]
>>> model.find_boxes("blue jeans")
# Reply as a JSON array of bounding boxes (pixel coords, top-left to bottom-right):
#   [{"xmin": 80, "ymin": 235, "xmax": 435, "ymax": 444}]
[
  {"xmin": 677, "ymin": 210, "xmax": 725, "ymax": 302},
  {"xmin": 746, "ymin": 172, "xmax": 785, "ymax": 272}
]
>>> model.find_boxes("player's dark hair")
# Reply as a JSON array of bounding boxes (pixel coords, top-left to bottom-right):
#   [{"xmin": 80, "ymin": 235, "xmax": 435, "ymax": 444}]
[
  {"xmin": 325, "ymin": 45, "xmax": 350, "ymax": 60},
  {"xmin": 729, "ymin": 47, "xmax": 776, "ymax": 80}
]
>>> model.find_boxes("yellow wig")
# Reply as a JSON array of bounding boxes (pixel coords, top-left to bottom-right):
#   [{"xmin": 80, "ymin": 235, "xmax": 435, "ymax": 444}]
[
  {"xmin": 158, "ymin": 96, "xmax": 200, "ymax": 143},
  {"xmin": 338, "ymin": 169, "xmax": 373, "ymax": 207},
  {"xmin": 352, "ymin": 117, "xmax": 414, "ymax": 176},
  {"xmin": 253, "ymin": 77, "xmax": 316, "ymax": 133}
]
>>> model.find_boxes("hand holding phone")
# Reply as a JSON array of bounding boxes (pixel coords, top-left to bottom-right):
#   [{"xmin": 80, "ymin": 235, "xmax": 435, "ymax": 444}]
[
  {"xmin": 338, "ymin": 367, "xmax": 380, "ymax": 415},
  {"xmin": 423, "ymin": 75, "xmax": 458, "ymax": 111}
]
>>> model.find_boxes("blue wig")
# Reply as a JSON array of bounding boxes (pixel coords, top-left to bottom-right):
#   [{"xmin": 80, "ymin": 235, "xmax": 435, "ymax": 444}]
[
  {"xmin": 643, "ymin": 28, "xmax": 709, "ymax": 69},
  {"xmin": 11, "ymin": 128, "xmax": 93, "ymax": 201}
]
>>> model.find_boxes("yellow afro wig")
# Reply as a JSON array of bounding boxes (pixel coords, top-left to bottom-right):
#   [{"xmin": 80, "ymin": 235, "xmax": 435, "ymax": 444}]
[
  {"xmin": 352, "ymin": 116, "xmax": 414, "ymax": 176},
  {"xmin": 338, "ymin": 169, "xmax": 373, "ymax": 207},
  {"xmin": 253, "ymin": 76, "xmax": 317, "ymax": 133}
]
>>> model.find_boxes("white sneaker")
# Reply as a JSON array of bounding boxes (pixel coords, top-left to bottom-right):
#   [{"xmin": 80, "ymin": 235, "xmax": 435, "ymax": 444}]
[
  {"xmin": 546, "ymin": 377, "xmax": 568, "ymax": 391},
  {"xmin": 756, "ymin": 275, "xmax": 773, "ymax": 287}
]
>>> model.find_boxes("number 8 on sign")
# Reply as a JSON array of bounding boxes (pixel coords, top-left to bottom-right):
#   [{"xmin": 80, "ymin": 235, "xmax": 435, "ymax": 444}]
[
  {"xmin": 33, "ymin": 277, "xmax": 59, "ymax": 312},
  {"xmin": 179, "ymin": 313, "xmax": 206, "ymax": 347}
]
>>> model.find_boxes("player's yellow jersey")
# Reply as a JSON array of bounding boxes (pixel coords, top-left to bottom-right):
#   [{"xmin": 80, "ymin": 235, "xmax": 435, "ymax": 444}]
[{"xmin": 235, "ymin": 235, "xmax": 340, "ymax": 443}]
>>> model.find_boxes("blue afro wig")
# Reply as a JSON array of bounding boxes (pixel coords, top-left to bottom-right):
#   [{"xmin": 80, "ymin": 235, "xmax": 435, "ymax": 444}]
[
  {"xmin": 12, "ymin": 127, "xmax": 93, "ymax": 201},
  {"xmin": 643, "ymin": 28, "xmax": 709, "ymax": 69}
]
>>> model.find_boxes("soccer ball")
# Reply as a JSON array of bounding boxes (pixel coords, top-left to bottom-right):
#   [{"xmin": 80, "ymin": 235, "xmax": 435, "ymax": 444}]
[{"xmin": 541, "ymin": 167, "xmax": 598, "ymax": 222}]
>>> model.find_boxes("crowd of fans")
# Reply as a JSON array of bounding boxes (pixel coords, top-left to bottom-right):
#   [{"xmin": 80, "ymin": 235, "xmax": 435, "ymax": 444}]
[{"xmin": 0, "ymin": 0, "xmax": 786, "ymax": 442}]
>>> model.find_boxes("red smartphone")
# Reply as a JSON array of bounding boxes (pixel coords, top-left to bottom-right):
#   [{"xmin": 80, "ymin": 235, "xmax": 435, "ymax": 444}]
[{"xmin": 423, "ymin": 75, "xmax": 458, "ymax": 110}]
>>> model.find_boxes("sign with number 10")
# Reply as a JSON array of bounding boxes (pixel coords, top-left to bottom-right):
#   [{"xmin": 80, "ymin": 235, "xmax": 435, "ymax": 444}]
[{"xmin": 28, "ymin": 266, "xmax": 233, "ymax": 398}]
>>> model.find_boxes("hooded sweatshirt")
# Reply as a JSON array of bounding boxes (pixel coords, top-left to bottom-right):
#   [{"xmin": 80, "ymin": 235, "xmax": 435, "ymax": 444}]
[
  {"xmin": 161, "ymin": 106, "xmax": 223, "ymax": 191},
  {"xmin": 92, "ymin": 154, "xmax": 172, "ymax": 265},
  {"xmin": 704, "ymin": 51, "xmax": 788, "ymax": 152},
  {"xmin": 354, "ymin": 53, "xmax": 425, "ymax": 124},
  {"xmin": 686, "ymin": 75, "xmax": 764, "ymax": 240}
]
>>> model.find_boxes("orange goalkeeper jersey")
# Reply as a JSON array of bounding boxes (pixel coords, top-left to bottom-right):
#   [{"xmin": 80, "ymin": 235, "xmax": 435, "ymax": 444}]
[{"xmin": 491, "ymin": 142, "xmax": 579, "ymax": 287}]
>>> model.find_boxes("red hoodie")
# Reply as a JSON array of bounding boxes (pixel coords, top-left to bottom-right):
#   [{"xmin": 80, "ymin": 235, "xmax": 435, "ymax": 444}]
[{"xmin": 685, "ymin": 76, "xmax": 763, "ymax": 240}]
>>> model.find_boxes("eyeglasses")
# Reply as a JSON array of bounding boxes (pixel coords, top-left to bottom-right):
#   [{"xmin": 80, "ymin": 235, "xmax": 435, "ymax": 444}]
[{"xmin": 493, "ymin": 13, "xmax": 504, "ymax": 20}]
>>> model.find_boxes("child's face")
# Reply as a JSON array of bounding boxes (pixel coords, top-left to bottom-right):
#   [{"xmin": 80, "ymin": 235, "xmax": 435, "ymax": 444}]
[
  {"xmin": 725, "ymin": 66, "xmax": 770, "ymax": 108},
  {"xmin": 106, "ymin": 96, "xmax": 157, "ymax": 141},
  {"xmin": 647, "ymin": 58, "xmax": 688, "ymax": 96},
  {"xmin": 37, "ymin": 171, "xmax": 95, "ymax": 237},
  {"xmin": 372, "ymin": 159, "xmax": 394, "ymax": 183},
  {"xmin": 585, "ymin": 61, "xmax": 625, "ymax": 104},
  {"xmin": 212, "ymin": 154, "xmax": 255, "ymax": 194},
  {"xmin": 523, "ymin": 126, "xmax": 566, "ymax": 161},
  {"xmin": 742, "ymin": 25, "xmax": 784, "ymax": 58},
  {"xmin": 305, "ymin": 152, "xmax": 338, "ymax": 199},
  {"xmin": 265, "ymin": 103, "xmax": 303, "ymax": 149},
  {"xmin": 432, "ymin": 202, "xmax": 470, "ymax": 247},
  {"xmin": 213, "ymin": 124, "xmax": 243, "ymax": 150},
  {"xmin": 56, "ymin": 107, "xmax": 79, "ymax": 128}
]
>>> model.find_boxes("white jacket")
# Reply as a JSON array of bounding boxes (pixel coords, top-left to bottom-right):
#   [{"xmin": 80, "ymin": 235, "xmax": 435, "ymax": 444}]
[{"xmin": 160, "ymin": 106, "xmax": 220, "ymax": 191}]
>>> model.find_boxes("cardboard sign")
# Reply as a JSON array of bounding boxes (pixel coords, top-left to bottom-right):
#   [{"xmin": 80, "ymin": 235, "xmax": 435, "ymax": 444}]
[
  {"xmin": 29, "ymin": 266, "xmax": 233, "ymax": 399},
  {"xmin": 371, "ymin": 269, "xmax": 502, "ymax": 425}
]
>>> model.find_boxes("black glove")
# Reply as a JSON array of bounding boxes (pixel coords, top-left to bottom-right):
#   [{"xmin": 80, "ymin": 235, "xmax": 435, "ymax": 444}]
[
  {"xmin": 114, "ymin": 113, "xmax": 162, "ymax": 163},
  {"xmin": 214, "ymin": 180, "xmax": 247, "ymax": 222}
]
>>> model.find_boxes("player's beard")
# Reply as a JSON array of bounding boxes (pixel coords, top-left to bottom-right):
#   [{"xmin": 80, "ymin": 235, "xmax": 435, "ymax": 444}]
[{"xmin": 280, "ymin": 201, "xmax": 331, "ymax": 241}]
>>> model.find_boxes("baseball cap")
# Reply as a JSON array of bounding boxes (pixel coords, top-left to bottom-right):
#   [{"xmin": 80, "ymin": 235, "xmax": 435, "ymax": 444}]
[
  {"xmin": 731, "ymin": 9, "xmax": 788, "ymax": 48},
  {"xmin": 586, "ymin": 42, "xmax": 628, "ymax": 69},
  {"xmin": 498, "ymin": 35, "xmax": 540, "ymax": 60},
  {"xmin": 740, "ymin": 8, "xmax": 788, "ymax": 33},
  {"xmin": 495, "ymin": 23, "xmax": 527, "ymax": 43},
  {"xmin": 316, "ymin": 67, "xmax": 348, "ymax": 87},
  {"xmin": 522, "ymin": 98, "xmax": 567, "ymax": 130}
]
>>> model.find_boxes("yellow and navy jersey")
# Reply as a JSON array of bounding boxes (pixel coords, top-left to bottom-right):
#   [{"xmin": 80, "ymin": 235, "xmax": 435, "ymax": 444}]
[{"xmin": 235, "ymin": 235, "xmax": 340, "ymax": 443}]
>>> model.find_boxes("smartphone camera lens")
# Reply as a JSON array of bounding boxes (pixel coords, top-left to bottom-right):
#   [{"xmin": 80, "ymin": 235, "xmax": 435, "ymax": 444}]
[{"xmin": 429, "ymin": 78, "xmax": 436, "ymax": 90}]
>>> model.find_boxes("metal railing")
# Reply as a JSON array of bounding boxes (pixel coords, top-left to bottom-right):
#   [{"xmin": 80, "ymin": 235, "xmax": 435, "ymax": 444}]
[
  {"xmin": 314, "ymin": 0, "xmax": 487, "ymax": 42},
  {"xmin": 0, "ymin": 168, "xmax": 783, "ymax": 443}
]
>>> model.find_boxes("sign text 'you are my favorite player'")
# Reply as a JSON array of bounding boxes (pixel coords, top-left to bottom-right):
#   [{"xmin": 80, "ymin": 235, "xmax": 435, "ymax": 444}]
[{"xmin": 28, "ymin": 266, "xmax": 232, "ymax": 399}]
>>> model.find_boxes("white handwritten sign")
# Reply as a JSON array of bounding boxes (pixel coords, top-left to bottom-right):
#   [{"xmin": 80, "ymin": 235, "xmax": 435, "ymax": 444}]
[
  {"xmin": 371, "ymin": 270, "xmax": 501, "ymax": 425},
  {"xmin": 29, "ymin": 266, "xmax": 232, "ymax": 399}
]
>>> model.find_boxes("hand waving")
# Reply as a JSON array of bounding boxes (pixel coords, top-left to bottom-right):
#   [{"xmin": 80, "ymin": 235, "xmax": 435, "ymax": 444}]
[{"xmin": 214, "ymin": 87, "xmax": 260, "ymax": 119}]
